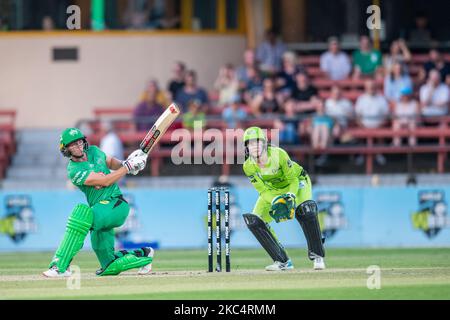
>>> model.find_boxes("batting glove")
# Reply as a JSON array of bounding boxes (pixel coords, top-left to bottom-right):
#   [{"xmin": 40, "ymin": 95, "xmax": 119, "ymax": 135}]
[
  {"xmin": 127, "ymin": 149, "xmax": 146, "ymax": 160},
  {"xmin": 122, "ymin": 154, "xmax": 147, "ymax": 174}
]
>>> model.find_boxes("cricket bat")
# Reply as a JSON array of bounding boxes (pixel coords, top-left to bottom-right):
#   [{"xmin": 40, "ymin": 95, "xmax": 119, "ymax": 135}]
[{"xmin": 139, "ymin": 102, "xmax": 181, "ymax": 154}]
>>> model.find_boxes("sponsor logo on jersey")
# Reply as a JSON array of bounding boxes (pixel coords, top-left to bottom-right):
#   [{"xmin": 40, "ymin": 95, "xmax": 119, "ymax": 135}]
[{"xmin": 73, "ymin": 171, "xmax": 88, "ymax": 185}]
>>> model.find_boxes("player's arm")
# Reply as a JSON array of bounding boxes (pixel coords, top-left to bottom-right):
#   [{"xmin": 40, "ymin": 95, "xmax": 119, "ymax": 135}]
[
  {"xmin": 74, "ymin": 154, "xmax": 146, "ymax": 188},
  {"xmin": 243, "ymin": 165, "xmax": 274, "ymax": 203},
  {"xmin": 85, "ymin": 152, "xmax": 146, "ymax": 187},
  {"xmin": 279, "ymin": 149, "xmax": 300, "ymax": 196},
  {"xmin": 84, "ymin": 167, "xmax": 128, "ymax": 187},
  {"xmin": 106, "ymin": 156, "xmax": 124, "ymax": 171}
]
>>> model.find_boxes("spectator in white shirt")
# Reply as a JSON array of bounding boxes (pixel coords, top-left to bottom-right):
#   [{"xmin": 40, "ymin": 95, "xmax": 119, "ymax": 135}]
[
  {"xmin": 325, "ymin": 85, "xmax": 354, "ymax": 138},
  {"xmin": 355, "ymin": 80, "xmax": 390, "ymax": 165},
  {"xmin": 355, "ymin": 79, "xmax": 390, "ymax": 129},
  {"xmin": 320, "ymin": 37, "xmax": 352, "ymax": 81},
  {"xmin": 420, "ymin": 69, "xmax": 449, "ymax": 117}
]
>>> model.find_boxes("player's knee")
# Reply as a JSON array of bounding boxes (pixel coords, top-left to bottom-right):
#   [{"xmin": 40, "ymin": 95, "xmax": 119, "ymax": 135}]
[
  {"xmin": 243, "ymin": 213, "xmax": 265, "ymax": 228},
  {"xmin": 295, "ymin": 200, "xmax": 318, "ymax": 220},
  {"xmin": 67, "ymin": 203, "xmax": 94, "ymax": 235}
]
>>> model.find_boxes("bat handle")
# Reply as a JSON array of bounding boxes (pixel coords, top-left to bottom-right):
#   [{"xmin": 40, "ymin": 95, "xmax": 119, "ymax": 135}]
[{"xmin": 140, "ymin": 147, "xmax": 149, "ymax": 156}]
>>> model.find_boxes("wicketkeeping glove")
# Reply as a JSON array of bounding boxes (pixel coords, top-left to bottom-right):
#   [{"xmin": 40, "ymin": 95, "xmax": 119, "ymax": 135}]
[{"xmin": 269, "ymin": 193, "xmax": 297, "ymax": 223}]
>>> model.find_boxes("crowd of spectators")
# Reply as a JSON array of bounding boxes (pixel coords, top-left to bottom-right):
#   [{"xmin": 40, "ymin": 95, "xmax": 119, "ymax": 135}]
[{"xmin": 130, "ymin": 29, "xmax": 450, "ymax": 166}]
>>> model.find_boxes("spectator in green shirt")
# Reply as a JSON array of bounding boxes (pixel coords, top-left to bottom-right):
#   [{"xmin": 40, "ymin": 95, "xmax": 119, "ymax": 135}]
[
  {"xmin": 182, "ymin": 99, "xmax": 206, "ymax": 130},
  {"xmin": 352, "ymin": 35, "xmax": 382, "ymax": 78}
]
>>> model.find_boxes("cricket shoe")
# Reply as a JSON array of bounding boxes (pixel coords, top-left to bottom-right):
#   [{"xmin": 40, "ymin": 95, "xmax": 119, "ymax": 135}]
[
  {"xmin": 265, "ymin": 259, "xmax": 294, "ymax": 271},
  {"xmin": 313, "ymin": 257, "xmax": 326, "ymax": 270},
  {"xmin": 137, "ymin": 247, "xmax": 155, "ymax": 275},
  {"xmin": 42, "ymin": 265, "xmax": 72, "ymax": 278}
]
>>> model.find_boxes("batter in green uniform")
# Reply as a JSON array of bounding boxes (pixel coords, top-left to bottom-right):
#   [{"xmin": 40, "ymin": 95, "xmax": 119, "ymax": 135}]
[
  {"xmin": 43, "ymin": 128, "xmax": 153, "ymax": 277},
  {"xmin": 242, "ymin": 127, "xmax": 325, "ymax": 271}
]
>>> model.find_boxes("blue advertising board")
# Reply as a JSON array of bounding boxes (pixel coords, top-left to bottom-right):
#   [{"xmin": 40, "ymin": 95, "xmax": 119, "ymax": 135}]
[{"xmin": 1, "ymin": 186, "xmax": 449, "ymax": 251}]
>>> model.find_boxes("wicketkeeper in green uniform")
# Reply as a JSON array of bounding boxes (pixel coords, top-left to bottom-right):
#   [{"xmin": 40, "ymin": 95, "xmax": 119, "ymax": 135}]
[
  {"xmin": 43, "ymin": 128, "xmax": 154, "ymax": 277},
  {"xmin": 242, "ymin": 127, "xmax": 325, "ymax": 271}
]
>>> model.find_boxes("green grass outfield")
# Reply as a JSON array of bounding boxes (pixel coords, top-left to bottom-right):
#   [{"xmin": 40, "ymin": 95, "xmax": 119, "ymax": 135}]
[{"xmin": 1, "ymin": 248, "xmax": 450, "ymax": 300}]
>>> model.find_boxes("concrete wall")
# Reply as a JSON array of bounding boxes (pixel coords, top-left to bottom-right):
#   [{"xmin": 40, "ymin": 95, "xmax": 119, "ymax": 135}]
[{"xmin": 0, "ymin": 33, "xmax": 246, "ymax": 128}]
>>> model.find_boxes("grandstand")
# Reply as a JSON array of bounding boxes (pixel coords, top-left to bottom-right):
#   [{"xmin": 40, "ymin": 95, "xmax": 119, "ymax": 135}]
[
  {"xmin": 1, "ymin": 1, "xmax": 450, "ymax": 187},
  {"xmin": 70, "ymin": 50, "xmax": 450, "ymax": 179},
  {"xmin": 0, "ymin": 110, "xmax": 16, "ymax": 180}
]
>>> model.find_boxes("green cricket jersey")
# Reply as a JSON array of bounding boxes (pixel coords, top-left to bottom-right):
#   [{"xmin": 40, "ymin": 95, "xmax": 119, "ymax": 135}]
[
  {"xmin": 67, "ymin": 145, "xmax": 122, "ymax": 207},
  {"xmin": 243, "ymin": 146, "xmax": 305, "ymax": 204}
]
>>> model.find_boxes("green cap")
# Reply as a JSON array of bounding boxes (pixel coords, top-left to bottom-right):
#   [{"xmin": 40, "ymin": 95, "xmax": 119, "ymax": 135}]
[
  {"xmin": 243, "ymin": 127, "xmax": 266, "ymax": 144},
  {"xmin": 59, "ymin": 128, "xmax": 85, "ymax": 152}
]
